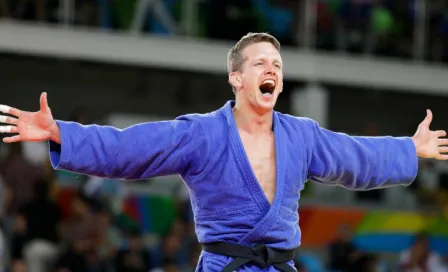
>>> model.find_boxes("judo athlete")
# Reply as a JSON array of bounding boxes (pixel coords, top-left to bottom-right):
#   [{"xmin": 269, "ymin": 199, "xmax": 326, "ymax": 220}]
[{"xmin": 1, "ymin": 33, "xmax": 448, "ymax": 272}]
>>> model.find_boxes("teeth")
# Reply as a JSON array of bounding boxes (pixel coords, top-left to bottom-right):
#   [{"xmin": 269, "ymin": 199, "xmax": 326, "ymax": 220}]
[
  {"xmin": 262, "ymin": 93, "xmax": 272, "ymax": 97},
  {"xmin": 262, "ymin": 79, "xmax": 275, "ymax": 86}
]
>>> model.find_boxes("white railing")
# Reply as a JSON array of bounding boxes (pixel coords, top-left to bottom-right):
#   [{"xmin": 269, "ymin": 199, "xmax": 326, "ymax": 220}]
[{"xmin": 1, "ymin": 21, "xmax": 448, "ymax": 95}]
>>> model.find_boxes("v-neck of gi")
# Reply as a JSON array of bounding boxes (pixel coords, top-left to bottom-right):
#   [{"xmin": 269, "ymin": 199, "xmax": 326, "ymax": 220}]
[{"xmin": 221, "ymin": 100, "xmax": 284, "ymax": 212}]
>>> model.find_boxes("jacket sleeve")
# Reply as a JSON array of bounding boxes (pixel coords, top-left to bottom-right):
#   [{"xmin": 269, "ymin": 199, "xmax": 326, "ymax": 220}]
[
  {"xmin": 307, "ymin": 120, "xmax": 418, "ymax": 190},
  {"xmin": 49, "ymin": 116, "xmax": 209, "ymax": 180}
]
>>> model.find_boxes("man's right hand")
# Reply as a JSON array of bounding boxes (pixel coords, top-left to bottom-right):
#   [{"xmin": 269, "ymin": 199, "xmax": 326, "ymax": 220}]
[{"xmin": 0, "ymin": 92, "xmax": 61, "ymax": 144}]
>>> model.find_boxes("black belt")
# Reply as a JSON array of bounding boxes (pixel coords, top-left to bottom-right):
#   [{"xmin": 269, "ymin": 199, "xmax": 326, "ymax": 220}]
[{"xmin": 202, "ymin": 242, "xmax": 297, "ymax": 272}]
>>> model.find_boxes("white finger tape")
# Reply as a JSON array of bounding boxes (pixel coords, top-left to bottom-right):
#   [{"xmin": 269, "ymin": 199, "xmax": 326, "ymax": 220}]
[
  {"xmin": 0, "ymin": 116, "xmax": 6, "ymax": 123},
  {"xmin": 0, "ymin": 126, "xmax": 12, "ymax": 133},
  {"xmin": 0, "ymin": 105, "xmax": 11, "ymax": 114}
]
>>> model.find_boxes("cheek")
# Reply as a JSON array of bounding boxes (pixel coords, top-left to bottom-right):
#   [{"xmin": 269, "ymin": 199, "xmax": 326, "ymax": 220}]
[
  {"xmin": 278, "ymin": 76, "xmax": 284, "ymax": 91},
  {"xmin": 242, "ymin": 70, "xmax": 260, "ymax": 83},
  {"xmin": 245, "ymin": 77, "xmax": 257, "ymax": 87}
]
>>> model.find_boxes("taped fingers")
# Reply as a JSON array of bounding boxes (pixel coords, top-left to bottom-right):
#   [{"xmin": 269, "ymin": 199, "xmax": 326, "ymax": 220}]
[
  {"xmin": 0, "ymin": 105, "xmax": 20, "ymax": 116},
  {"xmin": 0, "ymin": 108, "xmax": 20, "ymax": 142},
  {"xmin": 0, "ymin": 115, "xmax": 18, "ymax": 125},
  {"xmin": 0, "ymin": 105, "xmax": 11, "ymax": 113},
  {"xmin": 0, "ymin": 126, "xmax": 17, "ymax": 133}
]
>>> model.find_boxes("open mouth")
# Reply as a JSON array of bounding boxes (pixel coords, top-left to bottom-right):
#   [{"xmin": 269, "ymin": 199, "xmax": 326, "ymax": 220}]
[{"xmin": 259, "ymin": 79, "xmax": 276, "ymax": 96}]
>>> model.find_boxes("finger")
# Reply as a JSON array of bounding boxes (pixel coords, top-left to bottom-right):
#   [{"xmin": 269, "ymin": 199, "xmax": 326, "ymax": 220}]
[
  {"xmin": 438, "ymin": 138, "xmax": 448, "ymax": 146},
  {"xmin": 0, "ymin": 126, "xmax": 17, "ymax": 134},
  {"xmin": 40, "ymin": 92, "xmax": 50, "ymax": 113},
  {"xmin": 436, "ymin": 154, "xmax": 448, "ymax": 160},
  {"xmin": 2, "ymin": 135, "xmax": 21, "ymax": 143},
  {"xmin": 0, "ymin": 105, "xmax": 21, "ymax": 117},
  {"xmin": 421, "ymin": 109, "xmax": 433, "ymax": 127},
  {"xmin": 435, "ymin": 130, "xmax": 447, "ymax": 138},
  {"xmin": 0, "ymin": 115, "xmax": 18, "ymax": 125},
  {"xmin": 439, "ymin": 146, "xmax": 448, "ymax": 153}
]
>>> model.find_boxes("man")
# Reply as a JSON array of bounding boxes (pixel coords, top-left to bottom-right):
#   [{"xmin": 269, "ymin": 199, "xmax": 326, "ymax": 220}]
[{"xmin": 0, "ymin": 33, "xmax": 447, "ymax": 271}]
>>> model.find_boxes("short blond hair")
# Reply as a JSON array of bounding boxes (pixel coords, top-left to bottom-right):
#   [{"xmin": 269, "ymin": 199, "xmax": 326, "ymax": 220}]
[{"xmin": 227, "ymin": 32, "xmax": 281, "ymax": 73}]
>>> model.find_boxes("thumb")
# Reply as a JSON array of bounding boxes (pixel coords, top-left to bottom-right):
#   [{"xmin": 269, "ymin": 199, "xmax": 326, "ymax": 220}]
[
  {"xmin": 39, "ymin": 92, "xmax": 50, "ymax": 113},
  {"xmin": 421, "ymin": 109, "xmax": 432, "ymax": 128}
]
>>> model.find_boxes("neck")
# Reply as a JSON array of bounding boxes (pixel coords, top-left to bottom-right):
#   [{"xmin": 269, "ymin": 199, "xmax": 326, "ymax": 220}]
[{"xmin": 233, "ymin": 98, "xmax": 273, "ymax": 133}]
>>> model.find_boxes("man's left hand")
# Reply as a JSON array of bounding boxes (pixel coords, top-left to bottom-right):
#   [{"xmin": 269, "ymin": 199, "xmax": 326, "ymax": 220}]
[{"xmin": 412, "ymin": 109, "xmax": 448, "ymax": 160}]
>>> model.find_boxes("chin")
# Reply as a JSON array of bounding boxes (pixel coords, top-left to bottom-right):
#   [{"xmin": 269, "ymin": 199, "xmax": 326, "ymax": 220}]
[{"xmin": 254, "ymin": 95, "xmax": 277, "ymax": 112}]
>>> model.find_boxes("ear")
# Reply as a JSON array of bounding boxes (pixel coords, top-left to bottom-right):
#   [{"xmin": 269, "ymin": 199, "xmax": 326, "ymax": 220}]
[{"xmin": 229, "ymin": 72, "xmax": 242, "ymax": 91}]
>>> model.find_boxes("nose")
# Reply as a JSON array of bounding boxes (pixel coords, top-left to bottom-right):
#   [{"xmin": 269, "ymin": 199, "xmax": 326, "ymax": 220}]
[{"xmin": 264, "ymin": 65, "xmax": 276, "ymax": 75}]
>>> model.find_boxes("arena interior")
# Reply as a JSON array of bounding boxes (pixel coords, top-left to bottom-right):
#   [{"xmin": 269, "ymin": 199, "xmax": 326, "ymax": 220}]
[{"xmin": 0, "ymin": 0, "xmax": 448, "ymax": 271}]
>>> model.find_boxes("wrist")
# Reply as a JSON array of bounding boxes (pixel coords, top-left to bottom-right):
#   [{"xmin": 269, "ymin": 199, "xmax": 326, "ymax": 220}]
[
  {"xmin": 411, "ymin": 136, "xmax": 422, "ymax": 157},
  {"xmin": 49, "ymin": 121, "xmax": 61, "ymax": 144}
]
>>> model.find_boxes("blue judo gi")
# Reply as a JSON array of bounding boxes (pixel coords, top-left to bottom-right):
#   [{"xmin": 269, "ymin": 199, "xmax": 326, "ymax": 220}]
[{"xmin": 48, "ymin": 101, "xmax": 418, "ymax": 271}]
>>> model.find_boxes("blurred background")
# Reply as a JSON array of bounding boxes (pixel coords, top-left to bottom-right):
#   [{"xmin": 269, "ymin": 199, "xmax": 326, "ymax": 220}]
[{"xmin": 1, "ymin": 0, "xmax": 448, "ymax": 271}]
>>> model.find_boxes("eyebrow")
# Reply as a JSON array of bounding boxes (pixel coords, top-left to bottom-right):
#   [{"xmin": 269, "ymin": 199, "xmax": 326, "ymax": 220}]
[{"xmin": 252, "ymin": 57, "xmax": 282, "ymax": 65}]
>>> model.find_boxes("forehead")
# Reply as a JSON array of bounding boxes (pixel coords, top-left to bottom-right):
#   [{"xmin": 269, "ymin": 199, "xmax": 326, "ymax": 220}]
[{"xmin": 242, "ymin": 42, "xmax": 281, "ymax": 61}]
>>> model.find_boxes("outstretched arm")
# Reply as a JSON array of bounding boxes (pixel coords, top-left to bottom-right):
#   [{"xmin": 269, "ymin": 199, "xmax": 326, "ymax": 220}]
[
  {"xmin": 307, "ymin": 110, "xmax": 448, "ymax": 190},
  {"xmin": 0, "ymin": 93, "xmax": 209, "ymax": 180},
  {"xmin": 49, "ymin": 118, "xmax": 208, "ymax": 180}
]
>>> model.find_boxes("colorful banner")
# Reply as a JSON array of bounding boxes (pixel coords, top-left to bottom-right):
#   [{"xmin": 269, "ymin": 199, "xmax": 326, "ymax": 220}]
[
  {"xmin": 119, "ymin": 194, "xmax": 177, "ymax": 236},
  {"xmin": 299, "ymin": 206, "xmax": 448, "ymax": 254},
  {"xmin": 56, "ymin": 187, "xmax": 178, "ymax": 236}
]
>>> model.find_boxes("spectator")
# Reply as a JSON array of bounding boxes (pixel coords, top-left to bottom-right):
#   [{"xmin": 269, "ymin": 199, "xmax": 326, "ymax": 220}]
[
  {"xmin": 327, "ymin": 224, "xmax": 358, "ymax": 271},
  {"xmin": 416, "ymin": 159, "xmax": 441, "ymax": 207},
  {"xmin": 399, "ymin": 232, "xmax": 448, "ymax": 272},
  {"xmin": 55, "ymin": 192, "xmax": 100, "ymax": 272},
  {"xmin": 115, "ymin": 228, "xmax": 152, "ymax": 272},
  {"xmin": 206, "ymin": 0, "xmax": 260, "ymax": 41},
  {"xmin": 9, "ymin": 211, "xmax": 27, "ymax": 271},
  {"xmin": 251, "ymin": 0, "xmax": 297, "ymax": 46},
  {"xmin": 337, "ymin": 0, "xmax": 373, "ymax": 54},
  {"xmin": 348, "ymin": 253, "xmax": 379, "ymax": 272},
  {"xmin": 19, "ymin": 179, "xmax": 63, "ymax": 272},
  {"xmin": 0, "ymin": 142, "xmax": 42, "ymax": 219},
  {"xmin": 150, "ymin": 222, "xmax": 190, "ymax": 269},
  {"xmin": 96, "ymin": 208, "xmax": 121, "ymax": 268}
]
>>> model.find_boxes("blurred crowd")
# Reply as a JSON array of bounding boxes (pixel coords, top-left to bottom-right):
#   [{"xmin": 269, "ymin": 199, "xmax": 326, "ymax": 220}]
[
  {"xmin": 1, "ymin": 0, "xmax": 448, "ymax": 63},
  {"xmin": 324, "ymin": 225, "xmax": 448, "ymax": 272},
  {"xmin": 313, "ymin": 0, "xmax": 448, "ymax": 62},
  {"xmin": 412, "ymin": 159, "xmax": 448, "ymax": 219},
  {"xmin": 0, "ymin": 140, "xmax": 447, "ymax": 272}
]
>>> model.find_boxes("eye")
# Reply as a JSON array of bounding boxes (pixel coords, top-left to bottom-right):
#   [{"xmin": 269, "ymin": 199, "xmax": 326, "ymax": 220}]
[{"xmin": 255, "ymin": 62, "xmax": 263, "ymax": 66}]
